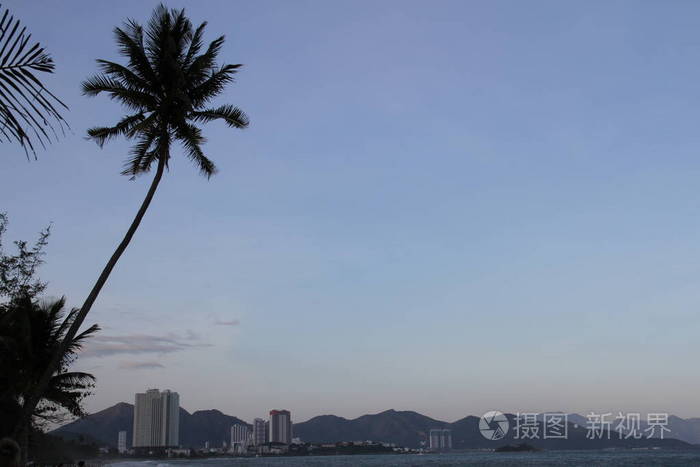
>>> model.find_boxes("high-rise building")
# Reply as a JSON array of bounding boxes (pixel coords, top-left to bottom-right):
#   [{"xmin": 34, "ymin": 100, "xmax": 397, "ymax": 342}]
[
  {"xmin": 429, "ymin": 429, "xmax": 440, "ymax": 450},
  {"xmin": 442, "ymin": 429, "xmax": 452, "ymax": 449},
  {"xmin": 230, "ymin": 424, "xmax": 249, "ymax": 452},
  {"xmin": 269, "ymin": 409, "xmax": 292, "ymax": 444},
  {"xmin": 132, "ymin": 389, "xmax": 180, "ymax": 448},
  {"xmin": 252, "ymin": 418, "xmax": 267, "ymax": 446},
  {"xmin": 118, "ymin": 430, "xmax": 127, "ymax": 453},
  {"xmin": 429, "ymin": 428, "xmax": 451, "ymax": 450}
]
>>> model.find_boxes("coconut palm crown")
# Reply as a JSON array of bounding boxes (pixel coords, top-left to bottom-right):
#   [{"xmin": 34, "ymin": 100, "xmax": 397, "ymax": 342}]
[{"xmin": 82, "ymin": 4, "xmax": 249, "ymax": 178}]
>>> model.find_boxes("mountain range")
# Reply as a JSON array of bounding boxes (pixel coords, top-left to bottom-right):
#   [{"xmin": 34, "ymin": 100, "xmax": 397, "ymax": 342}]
[
  {"xmin": 53, "ymin": 402, "xmax": 248, "ymax": 449},
  {"xmin": 53, "ymin": 403, "xmax": 700, "ymax": 450}
]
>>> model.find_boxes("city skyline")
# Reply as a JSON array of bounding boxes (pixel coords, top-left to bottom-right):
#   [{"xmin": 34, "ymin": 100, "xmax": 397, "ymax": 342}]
[
  {"xmin": 129, "ymin": 388, "xmax": 297, "ymax": 452},
  {"xmin": 3, "ymin": 0, "xmax": 700, "ymax": 423},
  {"xmin": 56, "ymin": 397, "xmax": 700, "ymax": 452}
]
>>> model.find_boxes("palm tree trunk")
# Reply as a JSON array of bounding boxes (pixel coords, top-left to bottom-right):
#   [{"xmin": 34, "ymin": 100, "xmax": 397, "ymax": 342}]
[
  {"xmin": 17, "ymin": 418, "xmax": 28, "ymax": 465},
  {"xmin": 15, "ymin": 155, "xmax": 167, "ymax": 463}
]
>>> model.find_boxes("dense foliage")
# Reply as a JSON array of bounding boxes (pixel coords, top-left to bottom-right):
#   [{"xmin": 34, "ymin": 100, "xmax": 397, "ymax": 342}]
[
  {"xmin": 0, "ymin": 4, "xmax": 67, "ymax": 155},
  {"xmin": 0, "ymin": 215, "xmax": 98, "ymax": 440}
]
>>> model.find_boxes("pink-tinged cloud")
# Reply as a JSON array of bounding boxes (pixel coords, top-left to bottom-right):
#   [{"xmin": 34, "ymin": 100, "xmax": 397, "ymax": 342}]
[
  {"xmin": 215, "ymin": 319, "xmax": 240, "ymax": 326},
  {"xmin": 80, "ymin": 331, "xmax": 211, "ymax": 358},
  {"xmin": 119, "ymin": 361, "xmax": 165, "ymax": 370}
]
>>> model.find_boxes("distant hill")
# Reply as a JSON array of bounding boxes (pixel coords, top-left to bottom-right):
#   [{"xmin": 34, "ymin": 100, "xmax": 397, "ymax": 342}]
[
  {"xmin": 53, "ymin": 404, "xmax": 699, "ymax": 450},
  {"xmin": 293, "ymin": 409, "xmax": 447, "ymax": 447},
  {"xmin": 184, "ymin": 409, "xmax": 249, "ymax": 448},
  {"xmin": 53, "ymin": 402, "xmax": 133, "ymax": 447},
  {"xmin": 296, "ymin": 411, "xmax": 694, "ymax": 450},
  {"xmin": 53, "ymin": 403, "xmax": 248, "ymax": 449},
  {"xmin": 667, "ymin": 416, "xmax": 700, "ymax": 445}
]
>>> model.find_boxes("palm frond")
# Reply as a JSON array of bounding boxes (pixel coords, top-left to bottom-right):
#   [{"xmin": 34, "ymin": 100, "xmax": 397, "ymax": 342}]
[
  {"xmin": 145, "ymin": 5, "xmax": 191, "ymax": 80},
  {"xmin": 183, "ymin": 22, "xmax": 206, "ymax": 69},
  {"xmin": 190, "ymin": 104, "xmax": 249, "ymax": 129},
  {"xmin": 175, "ymin": 121, "xmax": 216, "ymax": 177},
  {"xmin": 121, "ymin": 129, "xmax": 158, "ymax": 177},
  {"xmin": 144, "ymin": 4, "xmax": 171, "ymax": 61},
  {"xmin": 82, "ymin": 74, "xmax": 156, "ymax": 111},
  {"xmin": 87, "ymin": 112, "xmax": 145, "ymax": 147},
  {"xmin": 64, "ymin": 323, "xmax": 100, "ymax": 355},
  {"xmin": 168, "ymin": 8, "xmax": 193, "ymax": 62},
  {"xmin": 44, "ymin": 297, "xmax": 67, "ymax": 337},
  {"xmin": 96, "ymin": 59, "xmax": 151, "ymax": 93},
  {"xmin": 49, "ymin": 371, "xmax": 95, "ymax": 387},
  {"xmin": 186, "ymin": 36, "xmax": 226, "ymax": 86},
  {"xmin": 114, "ymin": 21, "xmax": 157, "ymax": 85},
  {"xmin": 188, "ymin": 64, "xmax": 241, "ymax": 107},
  {"xmin": 53, "ymin": 301, "xmax": 74, "ymax": 339},
  {"xmin": 0, "ymin": 4, "xmax": 68, "ymax": 157}
]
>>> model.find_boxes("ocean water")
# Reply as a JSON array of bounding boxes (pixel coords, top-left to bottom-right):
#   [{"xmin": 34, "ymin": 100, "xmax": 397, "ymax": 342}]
[{"xmin": 107, "ymin": 450, "xmax": 700, "ymax": 466}]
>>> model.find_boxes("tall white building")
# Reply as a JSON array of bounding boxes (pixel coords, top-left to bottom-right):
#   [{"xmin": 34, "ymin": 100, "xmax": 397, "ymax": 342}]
[
  {"xmin": 117, "ymin": 430, "xmax": 127, "ymax": 453},
  {"xmin": 252, "ymin": 418, "xmax": 267, "ymax": 446},
  {"xmin": 269, "ymin": 410, "xmax": 292, "ymax": 444},
  {"xmin": 443, "ymin": 429, "xmax": 452, "ymax": 449},
  {"xmin": 429, "ymin": 428, "xmax": 452, "ymax": 450},
  {"xmin": 230, "ymin": 424, "xmax": 249, "ymax": 453},
  {"xmin": 132, "ymin": 389, "xmax": 180, "ymax": 448}
]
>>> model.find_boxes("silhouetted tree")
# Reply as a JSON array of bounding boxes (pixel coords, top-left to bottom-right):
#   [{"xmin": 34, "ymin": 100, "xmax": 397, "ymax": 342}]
[
  {"xmin": 0, "ymin": 4, "xmax": 67, "ymax": 156},
  {"xmin": 0, "ymin": 297, "xmax": 98, "ymax": 460},
  {"xmin": 0, "ymin": 213, "xmax": 49, "ymax": 300},
  {"xmin": 22, "ymin": 4, "xmax": 249, "ymax": 455},
  {"xmin": 0, "ymin": 215, "xmax": 98, "ymax": 460}
]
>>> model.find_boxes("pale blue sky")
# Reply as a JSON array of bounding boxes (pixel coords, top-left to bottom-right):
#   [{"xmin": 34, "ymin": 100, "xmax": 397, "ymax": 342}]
[{"xmin": 3, "ymin": 0, "xmax": 700, "ymax": 422}]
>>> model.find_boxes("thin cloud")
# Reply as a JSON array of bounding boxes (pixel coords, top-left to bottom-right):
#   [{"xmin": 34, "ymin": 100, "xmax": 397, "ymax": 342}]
[
  {"xmin": 214, "ymin": 319, "xmax": 240, "ymax": 326},
  {"xmin": 81, "ymin": 331, "xmax": 211, "ymax": 358},
  {"xmin": 119, "ymin": 361, "xmax": 165, "ymax": 370}
]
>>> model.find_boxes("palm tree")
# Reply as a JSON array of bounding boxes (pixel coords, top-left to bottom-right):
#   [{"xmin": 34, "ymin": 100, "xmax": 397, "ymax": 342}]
[
  {"xmin": 0, "ymin": 4, "xmax": 68, "ymax": 156},
  {"xmin": 21, "ymin": 4, "xmax": 249, "ymax": 449},
  {"xmin": 0, "ymin": 296, "xmax": 99, "ymax": 459}
]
